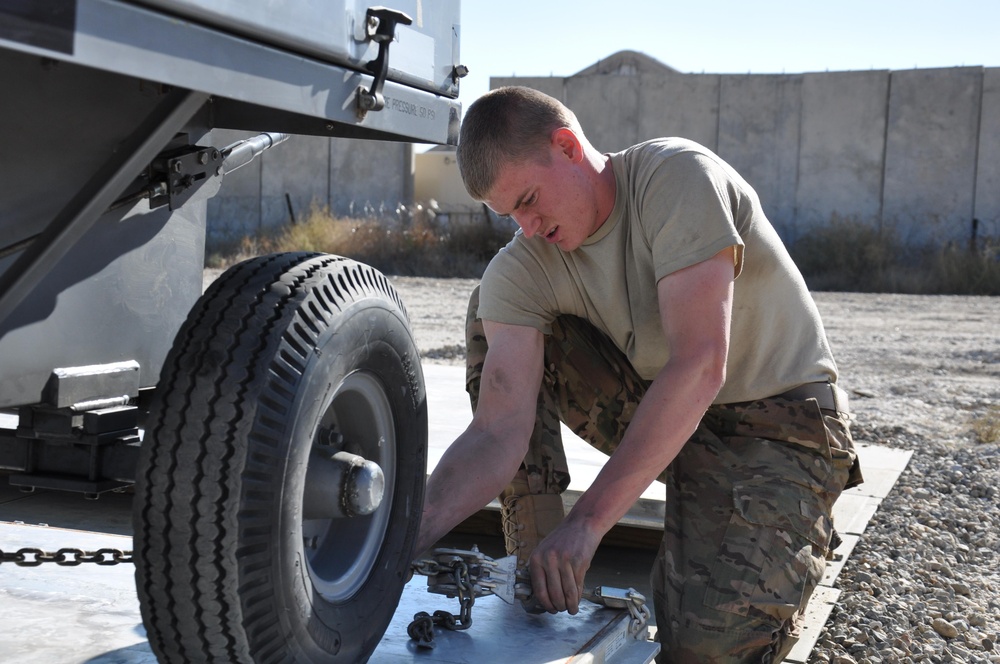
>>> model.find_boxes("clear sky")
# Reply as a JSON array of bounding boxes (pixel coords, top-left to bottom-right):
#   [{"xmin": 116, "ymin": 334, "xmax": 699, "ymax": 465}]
[{"xmin": 457, "ymin": 0, "xmax": 999, "ymax": 110}]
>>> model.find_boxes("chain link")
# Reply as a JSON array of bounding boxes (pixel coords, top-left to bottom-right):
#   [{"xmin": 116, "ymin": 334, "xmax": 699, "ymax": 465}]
[
  {"xmin": 624, "ymin": 589, "xmax": 652, "ymax": 636},
  {"xmin": 407, "ymin": 548, "xmax": 487, "ymax": 649},
  {"xmin": 406, "ymin": 560, "xmax": 477, "ymax": 648},
  {"xmin": 0, "ymin": 547, "xmax": 133, "ymax": 566}
]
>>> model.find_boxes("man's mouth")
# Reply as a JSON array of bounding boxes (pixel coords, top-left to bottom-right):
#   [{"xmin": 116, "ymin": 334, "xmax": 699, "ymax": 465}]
[{"xmin": 544, "ymin": 226, "xmax": 558, "ymax": 241}]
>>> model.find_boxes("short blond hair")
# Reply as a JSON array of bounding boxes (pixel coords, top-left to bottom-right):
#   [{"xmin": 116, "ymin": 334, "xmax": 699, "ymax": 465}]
[{"xmin": 456, "ymin": 87, "xmax": 581, "ymax": 200}]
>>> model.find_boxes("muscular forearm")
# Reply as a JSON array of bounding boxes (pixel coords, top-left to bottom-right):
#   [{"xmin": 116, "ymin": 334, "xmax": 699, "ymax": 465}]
[{"xmin": 415, "ymin": 422, "xmax": 527, "ymax": 553}]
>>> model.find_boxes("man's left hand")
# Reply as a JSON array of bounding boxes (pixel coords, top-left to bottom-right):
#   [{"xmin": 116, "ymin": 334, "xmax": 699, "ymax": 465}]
[{"xmin": 527, "ymin": 520, "xmax": 601, "ymax": 614}]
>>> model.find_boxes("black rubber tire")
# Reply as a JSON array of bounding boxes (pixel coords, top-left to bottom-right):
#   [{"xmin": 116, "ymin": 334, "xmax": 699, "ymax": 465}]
[{"xmin": 133, "ymin": 253, "xmax": 427, "ymax": 663}]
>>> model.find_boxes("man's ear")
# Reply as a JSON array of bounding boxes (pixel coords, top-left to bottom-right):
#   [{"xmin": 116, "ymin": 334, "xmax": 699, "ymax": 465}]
[{"xmin": 551, "ymin": 127, "xmax": 584, "ymax": 163}]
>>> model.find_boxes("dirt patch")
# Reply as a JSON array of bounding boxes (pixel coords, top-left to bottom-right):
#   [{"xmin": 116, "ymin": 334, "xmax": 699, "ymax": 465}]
[{"xmin": 810, "ymin": 291, "xmax": 998, "ymax": 444}]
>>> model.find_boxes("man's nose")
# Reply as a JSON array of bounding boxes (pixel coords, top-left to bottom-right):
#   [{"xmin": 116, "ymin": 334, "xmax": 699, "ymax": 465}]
[{"xmin": 515, "ymin": 212, "xmax": 541, "ymax": 238}]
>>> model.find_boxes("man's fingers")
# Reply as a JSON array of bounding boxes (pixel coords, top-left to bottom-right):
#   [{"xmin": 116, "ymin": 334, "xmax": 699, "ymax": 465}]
[
  {"xmin": 529, "ymin": 557, "xmax": 555, "ymax": 612},
  {"xmin": 560, "ymin": 564, "xmax": 580, "ymax": 614},
  {"xmin": 543, "ymin": 560, "xmax": 567, "ymax": 613}
]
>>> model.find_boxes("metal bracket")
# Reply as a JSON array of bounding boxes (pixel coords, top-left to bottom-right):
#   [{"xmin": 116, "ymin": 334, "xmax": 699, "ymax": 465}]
[
  {"xmin": 356, "ymin": 6, "xmax": 413, "ymax": 117},
  {"xmin": 152, "ymin": 146, "xmax": 222, "ymax": 211}
]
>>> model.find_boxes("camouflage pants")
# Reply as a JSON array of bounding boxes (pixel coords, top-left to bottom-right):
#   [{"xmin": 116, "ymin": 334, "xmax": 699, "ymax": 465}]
[{"xmin": 465, "ymin": 287, "xmax": 862, "ymax": 663}]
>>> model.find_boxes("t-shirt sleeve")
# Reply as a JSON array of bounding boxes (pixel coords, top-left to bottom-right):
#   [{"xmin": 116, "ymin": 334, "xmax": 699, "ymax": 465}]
[
  {"xmin": 639, "ymin": 151, "xmax": 745, "ymax": 281},
  {"xmin": 477, "ymin": 240, "xmax": 557, "ymax": 335}
]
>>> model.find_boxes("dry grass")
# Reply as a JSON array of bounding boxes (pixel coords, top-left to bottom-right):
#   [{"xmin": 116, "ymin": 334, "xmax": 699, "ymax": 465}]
[
  {"xmin": 206, "ymin": 205, "xmax": 516, "ymax": 278},
  {"xmin": 971, "ymin": 406, "xmax": 1000, "ymax": 445},
  {"xmin": 208, "ymin": 210, "xmax": 998, "ymax": 294},
  {"xmin": 790, "ymin": 217, "xmax": 1000, "ymax": 295}
]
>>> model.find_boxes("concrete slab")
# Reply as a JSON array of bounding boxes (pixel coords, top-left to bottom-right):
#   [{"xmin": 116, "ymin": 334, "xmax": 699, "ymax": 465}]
[
  {"xmin": 795, "ymin": 71, "xmax": 888, "ymax": 239},
  {"xmin": 717, "ymin": 73, "xmax": 803, "ymax": 236},
  {"xmin": 637, "ymin": 73, "xmax": 721, "ymax": 153},
  {"xmin": 785, "ymin": 585, "xmax": 842, "ymax": 664},
  {"xmin": 424, "ymin": 363, "xmax": 668, "ymax": 510},
  {"xmin": 0, "ymin": 523, "xmax": 153, "ymax": 664},
  {"xmin": 883, "ymin": 67, "xmax": 983, "ymax": 245}
]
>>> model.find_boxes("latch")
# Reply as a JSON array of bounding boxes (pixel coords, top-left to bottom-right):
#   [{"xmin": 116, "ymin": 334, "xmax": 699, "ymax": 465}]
[
  {"xmin": 408, "ymin": 546, "xmax": 652, "ymax": 648},
  {"xmin": 356, "ymin": 6, "xmax": 413, "ymax": 117}
]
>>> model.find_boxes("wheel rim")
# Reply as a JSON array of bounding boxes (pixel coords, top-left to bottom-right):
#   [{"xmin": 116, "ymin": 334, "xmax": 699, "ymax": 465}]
[{"xmin": 302, "ymin": 370, "xmax": 396, "ymax": 602}]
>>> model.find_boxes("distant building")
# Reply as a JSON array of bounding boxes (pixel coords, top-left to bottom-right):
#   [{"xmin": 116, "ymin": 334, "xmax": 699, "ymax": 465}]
[{"xmin": 413, "ymin": 145, "xmax": 477, "ymax": 211}]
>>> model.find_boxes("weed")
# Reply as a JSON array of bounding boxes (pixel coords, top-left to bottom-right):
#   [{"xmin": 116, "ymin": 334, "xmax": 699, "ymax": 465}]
[
  {"xmin": 210, "ymin": 210, "xmax": 999, "ymax": 293},
  {"xmin": 970, "ymin": 405, "xmax": 1000, "ymax": 445},
  {"xmin": 790, "ymin": 217, "xmax": 1000, "ymax": 295},
  {"xmin": 207, "ymin": 204, "xmax": 516, "ymax": 278}
]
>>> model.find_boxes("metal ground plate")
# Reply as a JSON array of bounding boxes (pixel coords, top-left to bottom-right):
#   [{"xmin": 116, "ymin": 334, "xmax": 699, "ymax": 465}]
[{"xmin": 0, "ymin": 366, "xmax": 911, "ymax": 662}]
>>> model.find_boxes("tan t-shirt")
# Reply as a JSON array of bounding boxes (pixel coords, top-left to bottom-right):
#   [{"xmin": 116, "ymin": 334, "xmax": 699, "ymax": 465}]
[{"xmin": 478, "ymin": 138, "xmax": 837, "ymax": 404}]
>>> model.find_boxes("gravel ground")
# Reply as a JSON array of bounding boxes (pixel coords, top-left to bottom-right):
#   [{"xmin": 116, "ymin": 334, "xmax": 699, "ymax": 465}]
[
  {"xmin": 806, "ymin": 293, "xmax": 1000, "ymax": 664},
  {"xmin": 386, "ymin": 278, "xmax": 1000, "ymax": 664}
]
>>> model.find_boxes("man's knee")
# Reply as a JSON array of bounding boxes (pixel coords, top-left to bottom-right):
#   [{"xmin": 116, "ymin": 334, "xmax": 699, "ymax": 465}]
[{"xmin": 654, "ymin": 599, "xmax": 797, "ymax": 664}]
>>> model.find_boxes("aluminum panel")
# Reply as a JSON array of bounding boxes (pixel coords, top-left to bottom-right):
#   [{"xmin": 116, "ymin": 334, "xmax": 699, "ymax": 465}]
[{"xmin": 132, "ymin": 0, "xmax": 461, "ymax": 96}]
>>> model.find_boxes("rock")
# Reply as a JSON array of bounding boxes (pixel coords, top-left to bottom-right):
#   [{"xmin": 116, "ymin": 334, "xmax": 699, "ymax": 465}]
[
  {"xmin": 932, "ymin": 617, "xmax": 960, "ymax": 639},
  {"xmin": 831, "ymin": 655, "xmax": 858, "ymax": 664},
  {"xmin": 951, "ymin": 582, "xmax": 972, "ymax": 596}
]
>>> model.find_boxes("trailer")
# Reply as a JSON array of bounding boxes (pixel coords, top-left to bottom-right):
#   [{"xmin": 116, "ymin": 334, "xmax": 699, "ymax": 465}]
[{"xmin": 0, "ymin": 2, "xmax": 461, "ymax": 661}]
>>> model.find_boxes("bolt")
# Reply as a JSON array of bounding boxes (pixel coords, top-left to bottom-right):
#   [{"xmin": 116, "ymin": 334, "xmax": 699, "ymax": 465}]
[
  {"xmin": 318, "ymin": 427, "xmax": 344, "ymax": 447},
  {"xmin": 172, "ymin": 161, "xmax": 182, "ymax": 173},
  {"xmin": 198, "ymin": 151, "xmax": 209, "ymax": 165}
]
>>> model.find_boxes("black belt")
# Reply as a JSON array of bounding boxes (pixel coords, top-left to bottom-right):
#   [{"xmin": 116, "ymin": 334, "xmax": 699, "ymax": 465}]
[{"xmin": 776, "ymin": 382, "xmax": 850, "ymax": 414}]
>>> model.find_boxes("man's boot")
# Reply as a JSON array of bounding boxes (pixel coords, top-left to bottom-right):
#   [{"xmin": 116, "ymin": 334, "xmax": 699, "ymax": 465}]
[{"xmin": 499, "ymin": 468, "xmax": 565, "ymax": 570}]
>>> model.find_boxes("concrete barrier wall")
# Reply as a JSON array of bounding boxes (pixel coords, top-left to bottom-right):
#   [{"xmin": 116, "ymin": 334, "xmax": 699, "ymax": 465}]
[
  {"xmin": 974, "ymin": 68, "xmax": 1000, "ymax": 242},
  {"xmin": 882, "ymin": 67, "xmax": 983, "ymax": 246},
  {"xmin": 209, "ymin": 65, "xmax": 998, "ymax": 249},
  {"xmin": 795, "ymin": 71, "xmax": 889, "ymax": 238},
  {"xmin": 495, "ymin": 66, "xmax": 999, "ymax": 248},
  {"xmin": 207, "ymin": 131, "xmax": 412, "ymax": 244},
  {"xmin": 718, "ymin": 74, "xmax": 804, "ymax": 237},
  {"xmin": 637, "ymin": 73, "xmax": 721, "ymax": 153}
]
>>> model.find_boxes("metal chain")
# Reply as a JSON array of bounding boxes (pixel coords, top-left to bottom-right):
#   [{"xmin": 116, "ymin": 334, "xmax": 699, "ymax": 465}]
[
  {"xmin": 406, "ymin": 610, "xmax": 462, "ymax": 649},
  {"xmin": 0, "ymin": 547, "xmax": 133, "ymax": 566},
  {"xmin": 406, "ymin": 551, "xmax": 483, "ymax": 649},
  {"xmin": 623, "ymin": 589, "xmax": 652, "ymax": 636}
]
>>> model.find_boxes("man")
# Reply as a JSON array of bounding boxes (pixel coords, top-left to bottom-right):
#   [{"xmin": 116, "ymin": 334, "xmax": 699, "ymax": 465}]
[{"xmin": 415, "ymin": 86, "xmax": 862, "ymax": 662}]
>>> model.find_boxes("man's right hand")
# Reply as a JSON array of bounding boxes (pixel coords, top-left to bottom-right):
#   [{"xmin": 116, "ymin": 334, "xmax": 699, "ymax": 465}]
[{"xmin": 526, "ymin": 517, "xmax": 602, "ymax": 615}]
